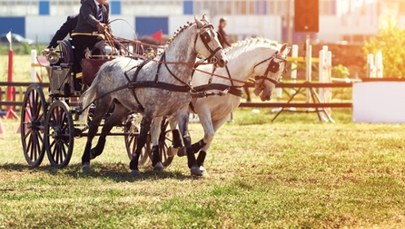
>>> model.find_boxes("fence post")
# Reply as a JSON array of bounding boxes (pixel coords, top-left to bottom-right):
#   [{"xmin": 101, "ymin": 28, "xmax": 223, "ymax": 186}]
[
  {"xmin": 290, "ymin": 44, "xmax": 298, "ymax": 89},
  {"xmin": 325, "ymin": 50, "xmax": 333, "ymax": 117},
  {"xmin": 6, "ymin": 48, "xmax": 18, "ymax": 119},
  {"xmin": 367, "ymin": 53, "xmax": 376, "ymax": 78},
  {"xmin": 12, "ymin": 86, "xmax": 16, "ymax": 111},
  {"xmin": 318, "ymin": 47, "xmax": 327, "ymax": 102},
  {"xmin": 375, "ymin": 51, "xmax": 383, "ymax": 78}
]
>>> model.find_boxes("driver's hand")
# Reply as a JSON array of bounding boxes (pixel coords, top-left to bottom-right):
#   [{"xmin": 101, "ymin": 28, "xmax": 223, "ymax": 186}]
[
  {"xmin": 96, "ymin": 23, "xmax": 107, "ymax": 32},
  {"xmin": 42, "ymin": 48, "xmax": 50, "ymax": 56}
]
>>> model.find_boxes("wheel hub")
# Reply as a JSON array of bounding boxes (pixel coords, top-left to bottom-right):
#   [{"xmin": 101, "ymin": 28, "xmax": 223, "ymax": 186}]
[
  {"xmin": 51, "ymin": 126, "xmax": 62, "ymax": 139},
  {"xmin": 28, "ymin": 120, "xmax": 41, "ymax": 131}
]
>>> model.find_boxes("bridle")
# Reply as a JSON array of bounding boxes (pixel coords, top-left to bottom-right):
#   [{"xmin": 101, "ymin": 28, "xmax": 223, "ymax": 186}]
[
  {"xmin": 253, "ymin": 51, "xmax": 287, "ymax": 86},
  {"xmin": 193, "ymin": 23, "xmax": 223, "ymax": 65},
  {"xmin": 153, "ymin": 21, "xmax": 225, "ymax": 87}
]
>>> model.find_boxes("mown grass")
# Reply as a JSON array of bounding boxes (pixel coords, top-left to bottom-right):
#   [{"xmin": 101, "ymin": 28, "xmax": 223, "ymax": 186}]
[{"xmin": 2, "ymin": 109, "xmax": 405, "ymax": 228}]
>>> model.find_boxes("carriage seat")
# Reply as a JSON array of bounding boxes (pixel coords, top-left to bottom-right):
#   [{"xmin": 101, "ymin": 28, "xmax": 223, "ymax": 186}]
[{"xmin": 59, "ymin": 39, "xmax": 75, "ymax": 67}]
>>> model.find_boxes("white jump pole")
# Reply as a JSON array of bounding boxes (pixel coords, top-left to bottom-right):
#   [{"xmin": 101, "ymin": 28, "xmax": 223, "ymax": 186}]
[
  {"xmin": 288, "ymin": 44, "xmax": 299, "ymax": 111},
  {"xmin": 290, "ymin": 44, "xmax": 298, "ymax": 88},
  {"xmin": 375, "ymin": 51, "xmax": 383, "ymax": 78},
  {"xmin": 31, "ymin": 49, "xmax": 37, "ymax": 82},
  {"xmin": 325, "ymin": 50, "xmax": 333, "ymax": 117},
  {"xmin": 318, "ymin": 46, "xmax": 327, "ymax": 102},
  {"xmin": 367, "ymin": 53, "xmax": 376, "ymax": 78}
]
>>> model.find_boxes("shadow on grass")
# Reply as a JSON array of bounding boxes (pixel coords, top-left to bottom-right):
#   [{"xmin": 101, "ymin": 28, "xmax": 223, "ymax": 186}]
[{"xmin": 0, "ymin": 162, "xmax": 193, "ymax": 182}]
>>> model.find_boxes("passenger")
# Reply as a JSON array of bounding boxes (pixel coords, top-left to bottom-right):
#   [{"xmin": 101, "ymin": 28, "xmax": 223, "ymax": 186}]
[
  {"xmin": 71, "ymin": 0, "xmax": 110, "ymax": 75},
  {"xmin": 217, "ymin": 17, "xmax": 231, "ymax": 48}
]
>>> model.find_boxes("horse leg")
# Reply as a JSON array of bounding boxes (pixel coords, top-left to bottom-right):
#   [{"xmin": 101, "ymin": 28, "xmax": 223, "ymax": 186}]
[
  {"xmin": 177, "ymin": 112, "xmax": 200, "ymax": 176},
  {"xmin": 197, "ymin": 116, "xmax": 229, "ymax": 175},
  {"xmin": 185, "ymin": 109, "xmax": 214, "ymax": 176},
  {"xmin": 167, "ymin": 118, "xmax": 181, "ymax": 157},
  {"xmin": 81, "ymin": 101, "xmax": 111, "ymax": 170},
  {"xmin": 129, "ymin": 114, "xmax": 153, "ymax": 175},
  {"xmin": 150, "ymin": 116, "xmax": 164, "ymax": 171},
  {"xmin": 90, "ymin": 104, "xmax": 128, "ymax": 160}
]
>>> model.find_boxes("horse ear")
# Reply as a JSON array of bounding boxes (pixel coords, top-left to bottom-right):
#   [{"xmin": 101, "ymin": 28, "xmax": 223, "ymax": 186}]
[
  {"xmin": 280, "ymin": 43, "xmax": 291, "ymax": 57},
  {"xmin": 194, "ymin": 16, "xmax": 204, "ymax": 29},
  {"xmin": 201, "ymin": 14, "xmax": 208, "ymax": 22}
]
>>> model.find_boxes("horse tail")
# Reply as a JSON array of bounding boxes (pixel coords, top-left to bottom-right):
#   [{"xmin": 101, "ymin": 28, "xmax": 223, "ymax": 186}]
[{"xmin": 80, "ymin": 84, "xmax": 98, "ymax": 125}]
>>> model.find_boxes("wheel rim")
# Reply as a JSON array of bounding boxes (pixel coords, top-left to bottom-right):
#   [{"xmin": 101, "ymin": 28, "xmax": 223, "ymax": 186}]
[
  {"xmin": 159, "ymin": 119, "xmax": 174, "ymax": 167},
  {"xmin": 45, "ymin": 101, "xmax": 74, "ymax": 168},
  {"xmin": 20, "ymin": 85, "xmax": 47, "ymax": 167}
]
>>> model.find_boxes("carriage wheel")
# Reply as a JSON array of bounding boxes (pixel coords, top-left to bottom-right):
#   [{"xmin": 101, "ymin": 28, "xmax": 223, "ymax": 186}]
[
  {"xmin": 159, "ymin": 119, "xmax": 175, "ymax": 167},
  {"xmin": 44, "ymin": 100, "xmax": 74, "ymax": 168},
  {"xmin": 124, "ymin": 116, "xmax": 151, "ymax": 165},
  {"xmin": 20, "ymin": 84, "xmax": 47, "ymax": 168}
]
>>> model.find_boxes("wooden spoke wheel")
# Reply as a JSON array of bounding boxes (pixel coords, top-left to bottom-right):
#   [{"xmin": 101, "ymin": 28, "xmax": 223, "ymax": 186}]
[
  {"xmin": 20, "ymin": 84, "xmax": 47, "ymax": 168},
  {"xmin": 159, "ymin": 119, "xmax": 175, "ymax": 167},
  {"xmin": 44, "ymin": 100, "xmax": 74, "ymax": 168},
  {"xmin": 124, "ymin": 115, "xmax": 151, "ymax": 165}
]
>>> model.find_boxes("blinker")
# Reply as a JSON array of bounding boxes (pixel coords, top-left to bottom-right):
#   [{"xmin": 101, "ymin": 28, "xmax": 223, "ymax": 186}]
[
  {"xmin": 200, "ymin": 32, "xmax": 211, "ymax": 43},
  {"xmin": 268, "ymin": 60, "xmax": 280, "ymax": 73}
]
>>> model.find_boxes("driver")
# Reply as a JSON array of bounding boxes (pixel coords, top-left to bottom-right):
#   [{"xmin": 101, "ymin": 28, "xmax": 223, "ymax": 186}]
[{"xmin": 71, "ymin": 0, "xmax": 110, "ymax": 76}]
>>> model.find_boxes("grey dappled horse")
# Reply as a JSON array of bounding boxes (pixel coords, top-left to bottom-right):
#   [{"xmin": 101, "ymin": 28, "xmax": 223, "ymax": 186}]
[
  {"xmin": 80, "ymin": 16, "xmax": 227, "ymax": 175},
  {"xmin": 159, "ymin": 38, "xmax": 290, "ymax": 176}
]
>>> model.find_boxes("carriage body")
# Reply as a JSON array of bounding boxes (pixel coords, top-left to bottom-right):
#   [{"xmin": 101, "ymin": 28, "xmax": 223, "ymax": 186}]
[{"xmin": 19, "ymin": 38, "xmax": 170, "ymax": 169}]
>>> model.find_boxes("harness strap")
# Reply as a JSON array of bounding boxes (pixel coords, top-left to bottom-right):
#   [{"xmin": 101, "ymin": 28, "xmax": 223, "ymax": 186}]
[
  {"xmin": 154, "ymin": 54, "xmax": 164, "ymax": 82},
  {"xmin": 162, "ymin": 53, "xmax": 192, "ymax": 87},
  {"xmin": 124, "ymin": 61, "xmax": 148, "ymax": 111},
  {"xmin": 225, "ymin": 65, "xmax": 234, "ymax": 87},
  {"xmin": 255, "ymin": 76, "xmax": 278, "ymax": 85},
  {"xmin": 208, "ymin": 66, "xmax": 216, "ymax": 84},
  {"xmin": 191, "ymin": 83, "xmax": 243, "ymax": 98},
  {"xmin": 127, "ymin": 81, "xmax": 190, "ymax": 92}
]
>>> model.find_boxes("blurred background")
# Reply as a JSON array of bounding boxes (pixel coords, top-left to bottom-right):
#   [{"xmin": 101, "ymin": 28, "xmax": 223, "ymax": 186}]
[{"xmin": 0, "ymin": 0, "xmax": 404, "ymax": 78}]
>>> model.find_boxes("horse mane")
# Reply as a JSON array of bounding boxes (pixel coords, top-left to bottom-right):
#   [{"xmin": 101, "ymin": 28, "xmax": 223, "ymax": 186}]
[
  {"xmin": 166, "ymin": 21, "xmax": 193, "ymax": 45},
  {"xmin": 166, "ymin": 16, "xmax": 211, "ymax": 45},
  {"xmin": 224, "ymin": 37, "xmax": 280, "ymax": 59}
]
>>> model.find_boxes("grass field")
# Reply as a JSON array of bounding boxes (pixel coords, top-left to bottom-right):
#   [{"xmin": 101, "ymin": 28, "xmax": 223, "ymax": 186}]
[{"xmin": 2, "ymin": 109, "xmax": 405, "ymax": 228}]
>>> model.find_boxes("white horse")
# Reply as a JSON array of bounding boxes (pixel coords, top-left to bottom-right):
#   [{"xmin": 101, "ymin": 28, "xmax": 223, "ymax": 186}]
[
  {"xmin": 165, "ymin": 38, "xmax": 290, "ymax": 176},
  {"xmin": 79, "ymin": 16, "xmax": 227, "ymax": 175}
]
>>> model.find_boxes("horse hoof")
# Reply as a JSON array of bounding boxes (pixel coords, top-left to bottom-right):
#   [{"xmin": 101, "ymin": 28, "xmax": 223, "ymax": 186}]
[
  {"xmin": 200, "ymin": 166, "xmax": 209, "ymax": 177},
  {"xmin": 167, "ymin": 146, "xmax": 178, "ymax": 157},
  {"xmin": 177, "ymin": 147, "xmax": 186, "ymax": 157},
  {"xmin": 82, "ymin": 163, "xmax": 91, "ymax": 172},
  {"xmin": 190, "ymin": 165, "xmax": 203, "ymax": 176},
  {"xmin": 153, "ymin": 162, "xmax": 164, "ymax": 172},
  {"xmin": 131, "ymin": 170, "xmax": 141, "ymax": 177}
]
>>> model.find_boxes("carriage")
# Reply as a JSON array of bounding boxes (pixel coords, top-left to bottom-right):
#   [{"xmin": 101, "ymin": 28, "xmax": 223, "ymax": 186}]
[
  {"xmin": 20, "ymin": 17, "xmax": 286, "ymax": 176},
  {"xmin": 20, "ymin": 38, "xmax": 177, "ymax": 169}
]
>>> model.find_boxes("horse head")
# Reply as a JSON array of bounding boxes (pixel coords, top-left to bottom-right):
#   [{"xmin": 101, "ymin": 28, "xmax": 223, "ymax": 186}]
[
  {"xmin": 194, "ymin": 15, "xmax": 228, "ymax": 67},
  {"xmin": 253, "ymin": 43, "xmax": 290, "ymax": 101}
]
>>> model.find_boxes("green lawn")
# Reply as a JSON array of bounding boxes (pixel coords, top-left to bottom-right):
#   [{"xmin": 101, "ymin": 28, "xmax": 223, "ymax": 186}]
[{"xmin": 1, "ymin": 109, "xmax": 405, "ymax": 228}]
